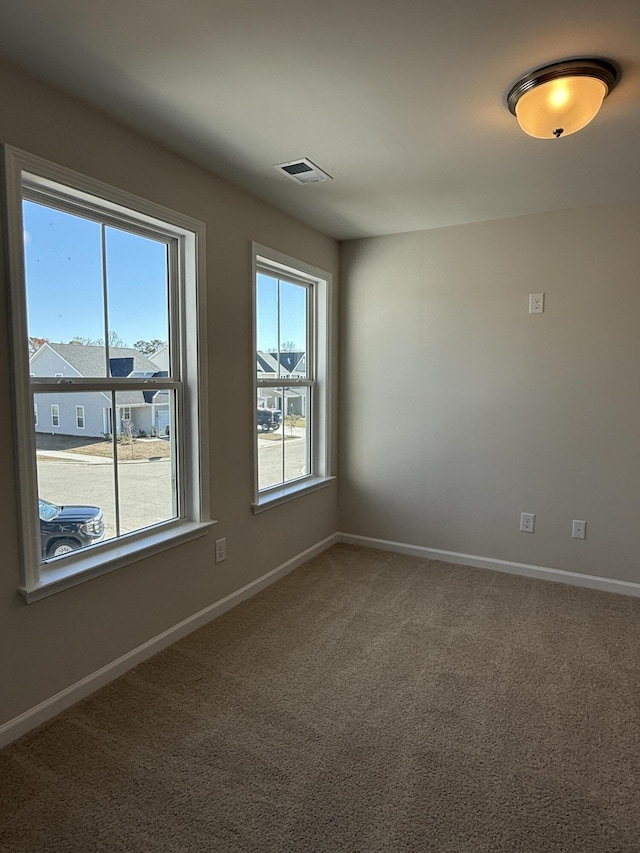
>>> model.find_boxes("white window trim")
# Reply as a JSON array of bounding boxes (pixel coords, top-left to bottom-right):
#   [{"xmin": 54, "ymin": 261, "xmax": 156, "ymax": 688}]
[
  {"xmin": 251, "ymin": 243, "xmax": 334, "ymax": 513},
  {"xmin": 51, "ymin": 404, "xmax": 60, "ymax": 428},
  {"xmin": 76, "ymin": 405, "xmax": 85, "ymax": 430},
  {"xmin": 3, "ymin": 145, "xmax": 214, "ymax": 602},
  {"xmin": 34, "ymin": 403, "xmax": 38, "ymax": 427}
]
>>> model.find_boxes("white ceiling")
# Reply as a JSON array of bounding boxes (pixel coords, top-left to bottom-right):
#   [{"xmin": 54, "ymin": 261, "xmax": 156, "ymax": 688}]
[{"xmin": 0, "ymin": 0, "xmax": 638, "ymax": 240}]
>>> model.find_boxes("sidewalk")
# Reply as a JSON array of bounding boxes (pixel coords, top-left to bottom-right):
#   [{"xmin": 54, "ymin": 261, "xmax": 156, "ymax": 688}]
[
  {"xmin": 36, "ymin": 450, "xmax": 168, "ymax": 464},
  {"xmin": 36, "ymin": 450, "xmax": 111, "ymax": 464}
]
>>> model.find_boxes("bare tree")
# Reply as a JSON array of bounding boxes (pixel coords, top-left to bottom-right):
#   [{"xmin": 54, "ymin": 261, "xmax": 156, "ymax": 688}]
[
  {"xmin": 285, "ymin": 411, "xmax": 297, "ymax": 436},
  {"xmin": 121, "ymin": 418, "xmax": 135, "ymax": 459},
  {"xmin": 28, "ymin": 336, "xmax": 49, "ymax": 355},
  {"xmin": 133, "ymin": 339, "xmax": 166, "ymax": 356},
  {"xmin": 68, "ymin": 331, "xmax": 127, "ymax": 347}
]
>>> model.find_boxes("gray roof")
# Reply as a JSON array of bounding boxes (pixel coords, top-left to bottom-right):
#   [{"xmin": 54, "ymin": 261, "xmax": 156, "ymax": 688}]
[
  {"xmin": 47, "ymin": 343, "xmax": 161, "ymax": 377},
  {"xmin": 257, "ymin": 351, "xmax": 306, "ymax": 376},
  {"xmin": 257, "ymin": 352, "xmax": 280, "ymax": 374},
  {"xmin": 105, "ymin": 390, "xmax": 168, "ymax": 406},
  {"xmin": 115, "ymin": 391, "xmax": 147, "ymax": 406}
]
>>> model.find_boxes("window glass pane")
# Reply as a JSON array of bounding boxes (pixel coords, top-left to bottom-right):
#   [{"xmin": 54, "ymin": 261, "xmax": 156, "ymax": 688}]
[
  {"xmin": 35, "ymin": 391, "xmax": 115, "ymax": 561},
  {"xmin": 11, "ymin": 154, "xmax": 208, "ymax": 594},
  {"xmin": 256, "ymin": 273, "xmax": 278, "ymax": 379},
  {"xmin": 257, "ymin": 386, "xmax": 310, "ymax": 491},
  {"xmin": 283, "ymin": 387, "xmax": 310, "ymax": 481},
  {"xmin": 257, "ymin": 389, "xmax": 283, "ymax": 491},
  {"xmin": 23, "ymin": 201, "xmax": 106, "ymax": 374},
  {"xmin": 279, "ymin": 280, "xmax": 307, "ymax": 379},
  {"xmin": 105, "ymin": 227, "xmax": 170, "ymax": 375},
  {"xmin": 115, "ymin": 391, "xmax": 177, "ymax": 536}
]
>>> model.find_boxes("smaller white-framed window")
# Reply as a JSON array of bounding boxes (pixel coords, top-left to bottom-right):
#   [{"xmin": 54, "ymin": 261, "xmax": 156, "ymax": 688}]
[
  {"xmin": 51, "ymin": 404, "xmax": 59, "ymax": 427},
  {"xmin": 251, "ymin": 243, "xmax": 334, "ymax": 512},
  {"xmin": 122, "ymin": 407, "xmax": 131, "ymax": 420},
  {"xmin": 76, "ymin": 405, "xmax": 85, "ymax": 429},
  {"xmin": 34, "ymin": 403, "xmax": 38, "ymax": 426},
  {"xmin": 54, "ymin": 372, "xmax": 63, "ymax": 377}
]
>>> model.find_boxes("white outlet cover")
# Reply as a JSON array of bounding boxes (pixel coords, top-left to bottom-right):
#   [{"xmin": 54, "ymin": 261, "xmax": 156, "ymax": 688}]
[
  {"xmin": 529, "ymin": 293, "xmax": 544, "ymax": 314},
  {"xmin": 520, "ymin": 512, "xmax": 535, "ymax": 533},
  {"xmin": 215, "ymin": 537, "xmax": 227, "ymax": 562},
  {"xmin": 572, "ymin": 520, "xmax": 587, "ymax": 539}
]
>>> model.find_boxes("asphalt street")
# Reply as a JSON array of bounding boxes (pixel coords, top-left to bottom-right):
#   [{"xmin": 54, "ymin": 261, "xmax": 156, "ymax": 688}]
[
  {"xmin": 257, "ymin": 432, "xmax": 308, "ymax": 490},
  {"xmin": 37, "ymin": 431, "xmax": 308, "ymax": 540},
  {"xmin": 38, "ymin": 456, "xmax": 175, "ymax": 541}
]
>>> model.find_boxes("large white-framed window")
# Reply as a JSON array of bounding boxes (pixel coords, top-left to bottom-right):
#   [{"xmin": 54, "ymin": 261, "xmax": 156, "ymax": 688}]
[
  {"xmin": 252, "ymin": 243, "xmax": 333, "ymax": 512},
  {"xmin": 3, "ymin": 146, "xmax": 213, "ymax": 602}
]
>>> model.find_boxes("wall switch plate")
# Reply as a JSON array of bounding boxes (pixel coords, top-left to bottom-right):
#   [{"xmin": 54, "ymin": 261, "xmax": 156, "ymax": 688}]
[
  {"xmin": 529, "ymin": 293, "xmax": 544, "ymax": 314},
  {"xmin": 572, "ymin": 520, "xmax": 587, "ymax": 540},
  {"xmin": 520, "ymin": 512, "xmax": 535, "ymax": 533},
  {"xmin": 215, "ymin": 537, "xmax": 227, "ymax": 563}
]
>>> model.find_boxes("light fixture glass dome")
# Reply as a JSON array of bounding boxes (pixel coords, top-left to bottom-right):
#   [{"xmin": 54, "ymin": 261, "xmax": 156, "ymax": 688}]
[
  {"xmin": 516, "ymin": 76, "xmax": 607, "ymax": 138},
  {"xmin": 507, "ymin": 59, "xmax": 619, "ymax": 139}
]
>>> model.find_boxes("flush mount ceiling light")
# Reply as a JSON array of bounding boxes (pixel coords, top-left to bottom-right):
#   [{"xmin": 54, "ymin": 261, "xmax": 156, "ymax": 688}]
[{"xmin": 507, "ymin": 58, "xmax": 619, "ymax": 139}]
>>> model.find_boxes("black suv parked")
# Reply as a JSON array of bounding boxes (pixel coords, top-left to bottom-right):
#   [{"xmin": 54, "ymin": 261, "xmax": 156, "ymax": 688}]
[
  {"xmin": 257, "ymin": 408, "xmax": 282, "ymax": 432},
  {"xmin": 39, "ymin": 498, "xmax": 105, "ymax": 559}
]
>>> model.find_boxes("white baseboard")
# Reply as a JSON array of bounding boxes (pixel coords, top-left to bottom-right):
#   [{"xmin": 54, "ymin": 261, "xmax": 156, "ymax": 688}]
[
  {"xmin": 337, "ymin": 532, "xmax": 640, "ymax": 598},
  {"xmin": 0, "ymin": 532, "xmax": 339, "ymax": 750},
  {"xmin": 5, "ymin": 529, "xmax": 637, "ymax": 750}
]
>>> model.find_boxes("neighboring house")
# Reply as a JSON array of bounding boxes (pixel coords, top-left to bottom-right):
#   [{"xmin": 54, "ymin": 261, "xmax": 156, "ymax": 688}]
[
  {"xmin": 149, "ymin": 345, "xmax": 169, "ymax": 372},
  {"xmin": 30, "ymin": 343, "xmax": 170, "ymax": 438},
  {"xmin": 256, "ymin": 350, "xmax": 307, "ymax": 416}
]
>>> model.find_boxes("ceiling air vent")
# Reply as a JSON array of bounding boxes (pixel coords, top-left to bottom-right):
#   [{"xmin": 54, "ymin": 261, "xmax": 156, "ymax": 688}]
[{"xmin": 274, "ymin": 158, "xmax": 333, "ymax": 184}]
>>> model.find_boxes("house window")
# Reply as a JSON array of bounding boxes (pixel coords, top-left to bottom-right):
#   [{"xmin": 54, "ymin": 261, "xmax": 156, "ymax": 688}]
[
  {"xmin": 252, "ymin": 243, "xmax": 333, "ymax": 511},
  {"xmin": 122, "ymin": 407, "xmax": 131, "ymax": 420},
  {"xmin": 4, "ymin": 146, "xmax": 212, "ymax": 602}
]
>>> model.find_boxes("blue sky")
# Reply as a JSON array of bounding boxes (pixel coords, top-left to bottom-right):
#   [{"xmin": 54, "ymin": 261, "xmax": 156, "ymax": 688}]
[
  {"xmin": 23, "ymin": 200, "xmax": 169, "ymax": 346},
  {"xmin": 256, "ymin": 273, "xmax": 307, "ymax": 352},
  {"xmin": 23, "ymin": 199, "xmax": 307, "ymax": 354}
]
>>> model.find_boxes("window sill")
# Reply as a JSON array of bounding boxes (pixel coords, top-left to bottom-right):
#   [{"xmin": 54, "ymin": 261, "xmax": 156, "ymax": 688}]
[
  {"xmin": 251, "ymin": 476, "xmax": 336, "ymax": 514},
  {"xmin": 19, "ymin": 519, "xmax": 216, "ymax": 603}
]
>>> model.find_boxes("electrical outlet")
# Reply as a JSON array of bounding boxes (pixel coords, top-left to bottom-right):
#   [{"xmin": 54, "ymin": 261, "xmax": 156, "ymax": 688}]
[
  {"xmin": 215, "ymin": 537, "xmax": 227, "ymax": 563},
  {"xmin": 520, "ymin": 512, "xmax": 535, "ymax": 533},
  {"xmin": 572, "ymin": 520, "xmax": 587, "ymax": 540},
  {"xmin": 529, "ymin": 293, "xmax": 544, "ymax": 314}
]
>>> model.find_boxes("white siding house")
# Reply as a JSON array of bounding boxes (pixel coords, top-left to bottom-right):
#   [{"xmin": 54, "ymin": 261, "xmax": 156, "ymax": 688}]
[
  {"xmin": 149, "ymin": 345, "xmax": 169, "ymax": 372},
  {"xmin": 30, "ymin": 343, "xmax": 170, "ymax": 438},
  {"xmin": 256, "ymin": 351, "xmax": 307, "ymax": 416}
]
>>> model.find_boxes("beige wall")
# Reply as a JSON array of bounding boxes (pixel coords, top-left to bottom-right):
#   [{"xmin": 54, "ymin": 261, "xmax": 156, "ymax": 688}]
[
  {"xmin": 339, "ymin": 202, "xmax": 640, "ymax": 583},
  {"xmin": 0, "ymin": 58, "xmax": 339, "ymax": 727},
  {"xmin": 3, "ymin": 49, "xmax": 639, "ymax": 735}
]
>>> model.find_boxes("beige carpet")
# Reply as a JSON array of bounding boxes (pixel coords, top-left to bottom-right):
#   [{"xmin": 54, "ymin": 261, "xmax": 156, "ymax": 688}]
[{"xmin": 2, "ymin": 544, "xmax": 640, "ymax": 852}]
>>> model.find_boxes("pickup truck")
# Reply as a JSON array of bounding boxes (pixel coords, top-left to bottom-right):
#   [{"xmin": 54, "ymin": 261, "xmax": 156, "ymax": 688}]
[{"xmin": 257, "ymin": 408, "xmax": 282, "ymax": 432}]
